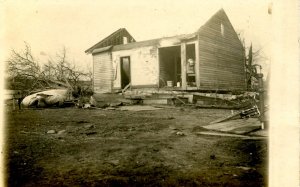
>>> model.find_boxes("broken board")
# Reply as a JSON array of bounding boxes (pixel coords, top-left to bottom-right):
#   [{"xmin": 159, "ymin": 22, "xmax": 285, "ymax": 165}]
[
  {"xmin": 118, "ymin": 105, "xmax": 162, "ymax": 111},
  {"xmin": 203, "ymin": 118, "xmax": 261, "ymax": 135}
]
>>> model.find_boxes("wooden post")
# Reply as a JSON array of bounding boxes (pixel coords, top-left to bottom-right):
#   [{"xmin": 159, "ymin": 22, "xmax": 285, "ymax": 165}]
[
  {"xmin": 181, "ymin": 43, "xmax": 187, "ymax": 90},
  {"xmin": 195, "ymin": 40, "xmax": 200, "ymax": 88}
]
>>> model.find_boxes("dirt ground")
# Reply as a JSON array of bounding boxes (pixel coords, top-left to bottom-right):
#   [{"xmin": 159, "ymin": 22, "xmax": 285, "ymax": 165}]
[{"xmin": 4, "ymin": 102, "xmax": 267, "ymax": 187}]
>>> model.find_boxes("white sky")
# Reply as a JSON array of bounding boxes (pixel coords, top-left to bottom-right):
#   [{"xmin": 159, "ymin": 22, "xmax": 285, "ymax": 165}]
[{"xmin": 1, "ymin": 0, "xmax": 272, "ymax": 75}]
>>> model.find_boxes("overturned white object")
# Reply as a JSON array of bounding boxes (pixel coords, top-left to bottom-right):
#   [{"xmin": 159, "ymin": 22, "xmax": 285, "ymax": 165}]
[{"xmin": 22, "ymin": 89, "xmax": 70, "ymax": 107}]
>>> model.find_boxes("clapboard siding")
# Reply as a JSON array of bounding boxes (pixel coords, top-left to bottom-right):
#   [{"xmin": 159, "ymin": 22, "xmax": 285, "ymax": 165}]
[
  {"xmin": 198, "ymin": 9, "xmax": 246, "ymax": 90},
  {"xmin": 93, "ymin": 52, "xmax": 113, "ymax": 93}
]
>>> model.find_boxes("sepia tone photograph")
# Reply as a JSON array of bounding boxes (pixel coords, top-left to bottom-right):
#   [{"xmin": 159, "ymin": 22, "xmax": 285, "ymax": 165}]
[{"xmin": 1, "ymin": 0, "xmax": 299, "ymax": 186}]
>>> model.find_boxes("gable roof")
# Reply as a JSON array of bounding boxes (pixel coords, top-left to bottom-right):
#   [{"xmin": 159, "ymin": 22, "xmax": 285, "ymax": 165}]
[
  {"xmin": 197, "ymin": 8, "xmax": 241, "ymax": 43},
  {"xmin": 85, "ymin": 28, "xmax": 136, "ymax": 54}
]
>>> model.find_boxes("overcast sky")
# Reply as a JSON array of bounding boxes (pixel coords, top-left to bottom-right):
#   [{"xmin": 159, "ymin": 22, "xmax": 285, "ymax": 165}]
[{"xmin": 1, "ymin": 0, "xmax": 272, "ymax": 75}]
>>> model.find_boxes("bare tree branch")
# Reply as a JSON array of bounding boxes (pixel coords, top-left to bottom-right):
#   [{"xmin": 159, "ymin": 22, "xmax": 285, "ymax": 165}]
[{"xmin": 6, "ymin": 43, "xmax": 92, "ymax": 95}]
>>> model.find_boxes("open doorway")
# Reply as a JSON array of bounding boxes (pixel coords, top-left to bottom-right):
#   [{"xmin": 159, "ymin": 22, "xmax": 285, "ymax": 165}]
[
  {"xmin": 186, "ymin": 43, "xmax": 196, "ymax": 87},
  {"xmin": 120, "ymin": 56, "xmax": 131, "ymax": 89},
  {"xmin": 158, "ymin": 46, "xmax": 181, "ymax": 88}
]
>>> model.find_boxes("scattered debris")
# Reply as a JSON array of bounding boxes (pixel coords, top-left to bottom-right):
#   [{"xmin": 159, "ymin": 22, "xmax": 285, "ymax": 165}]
[
  {"xmin": 176, "ymin": 131, "xmax": 185, "ymax": 136},
  {"xmin": 57, "ymin": 130, "xmax": 66, "ymax": 135},
  {"xmin": 20, "ymin": 131, "xmax": 39, "ymax": 134},
  {"xmin": 123, "ymin": 89, "xmax": 259, "ymax": 109},
  {"xmin": 83, "ymin": 103, "xmax": 91, "ymax": 109},
  {"xmin": 47, "ymin": 130, "xmax": 56, "ymax": 134},
  {"xmin": 210, "ymin": 105, "xmax": 260, "ymax": 124},
  {"xmin": 237, "ymin": 166, "xmax": 254, "ymax": 171},
  {"xmin": 210, "ymin": 154, "xmax": 216, "ymax": 160}
]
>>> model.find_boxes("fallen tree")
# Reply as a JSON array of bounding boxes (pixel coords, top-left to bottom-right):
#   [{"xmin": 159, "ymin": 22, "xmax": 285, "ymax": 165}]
[{"xmin": 6, "ymin": 42, "xmax": 92, "ymax": 97}]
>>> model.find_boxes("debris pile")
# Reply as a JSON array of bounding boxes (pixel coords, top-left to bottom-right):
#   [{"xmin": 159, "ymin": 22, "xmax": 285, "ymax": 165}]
[{"xmin": 210, "ymin": 105, "xmax": 260, "ymax": 124}]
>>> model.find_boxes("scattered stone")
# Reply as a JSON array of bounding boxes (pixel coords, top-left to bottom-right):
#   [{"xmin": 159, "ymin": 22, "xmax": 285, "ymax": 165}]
[
  {"xmin": 176, "ymin": 131, "xmax": 185, "ymax": 136},
  {"xmin": 237, "ymin": 166, "xmax": 253, "ymax": 171},
  {"xmin": 47, "ymin": 130, "xmax": 56, "ymax": 134}
]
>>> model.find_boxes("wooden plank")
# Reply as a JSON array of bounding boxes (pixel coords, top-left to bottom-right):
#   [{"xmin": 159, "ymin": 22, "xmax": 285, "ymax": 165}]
[
  {"xmin": 196, "ymin": 132, "xmax": 266, "ymax": 139},
  {"xmin": 202, "ymin": 118, "xmax": 261, "ymax": 134}
]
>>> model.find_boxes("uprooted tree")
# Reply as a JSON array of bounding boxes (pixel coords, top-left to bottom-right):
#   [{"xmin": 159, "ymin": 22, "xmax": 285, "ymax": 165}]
[{"xmin": 6, "ymin": 42, "xmax": 92, "ymax": 97}]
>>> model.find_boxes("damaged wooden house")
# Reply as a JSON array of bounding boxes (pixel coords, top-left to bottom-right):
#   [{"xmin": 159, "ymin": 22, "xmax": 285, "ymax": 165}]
[{"xmin": 85, "ymin": 9, "xmax": 246, "ymax": 102}]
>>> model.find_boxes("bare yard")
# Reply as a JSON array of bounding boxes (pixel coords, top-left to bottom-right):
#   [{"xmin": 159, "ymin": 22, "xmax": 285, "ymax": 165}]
[{"xmin": 5, "ymin": 105, "xmax": 267, "ymax": 186}]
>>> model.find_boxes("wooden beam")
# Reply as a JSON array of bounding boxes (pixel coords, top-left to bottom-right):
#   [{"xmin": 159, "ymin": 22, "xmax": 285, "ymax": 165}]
[{"xmin": 181, "ymin": 43, "xmax": 187, "ymax": 90}]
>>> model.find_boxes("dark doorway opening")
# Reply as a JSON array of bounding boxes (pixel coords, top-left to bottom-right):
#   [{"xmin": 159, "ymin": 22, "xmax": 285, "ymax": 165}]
[
  {"xmin": 120, "ymin": 56, "xmax": 131, "ymax": 89},
  {"xmin": 158, "ymin": 46, "xmax": 181, "ymax": 88}
]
